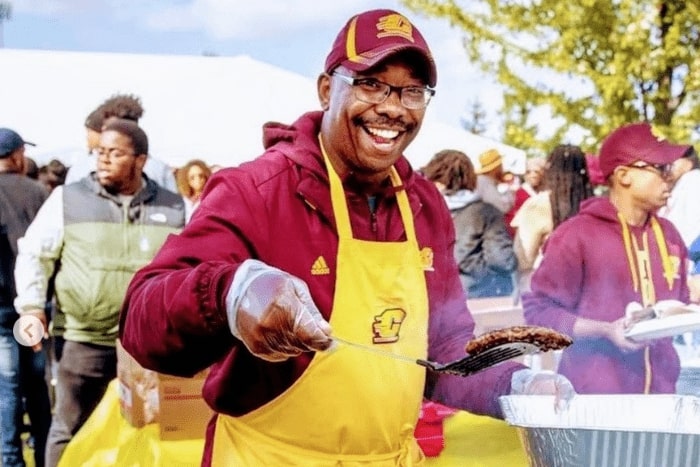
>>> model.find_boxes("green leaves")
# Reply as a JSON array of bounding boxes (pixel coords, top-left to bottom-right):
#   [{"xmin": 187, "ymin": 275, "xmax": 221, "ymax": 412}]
[{"xmin": 402, "ymin": 0, "xmax": 699, "ymax": 156}]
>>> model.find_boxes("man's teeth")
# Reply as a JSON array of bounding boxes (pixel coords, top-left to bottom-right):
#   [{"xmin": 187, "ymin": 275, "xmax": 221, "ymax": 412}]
[{"xmin": 367, "ymin": 127, "xmax": 399, "ymax": 139}]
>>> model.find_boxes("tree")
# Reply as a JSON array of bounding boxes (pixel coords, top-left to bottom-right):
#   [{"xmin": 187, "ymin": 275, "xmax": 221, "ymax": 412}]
[
  {"xmin": 402, "ymin": 0, "xmax": 700, "ymax": 156},
  {"xmin": 460, "ymin": 99, "xmax": 488, "ymax": 135},
  {"xmin": 0, "ymin": 2, "xmax": 11, "ymax": 48}
]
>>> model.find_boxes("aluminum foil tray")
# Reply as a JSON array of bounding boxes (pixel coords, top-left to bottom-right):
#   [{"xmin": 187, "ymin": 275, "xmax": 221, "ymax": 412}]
[{"xmin": 499, "ymin": 394, "xmax": 700, "ymax": 467}]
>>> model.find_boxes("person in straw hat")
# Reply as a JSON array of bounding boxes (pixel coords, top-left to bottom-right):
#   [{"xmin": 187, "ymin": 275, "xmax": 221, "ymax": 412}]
[{"xmin": 475, "ymin": 148, "xmax": 515, "ymax": 213}]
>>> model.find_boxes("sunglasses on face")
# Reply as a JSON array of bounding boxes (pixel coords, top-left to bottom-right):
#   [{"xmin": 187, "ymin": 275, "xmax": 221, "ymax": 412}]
[{"xmin": 625, "ymin": 162, "xmax": 673, "ymax": 179}]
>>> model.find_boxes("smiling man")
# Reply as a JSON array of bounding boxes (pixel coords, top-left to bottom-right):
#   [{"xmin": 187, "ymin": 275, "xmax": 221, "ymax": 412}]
[
  {"xmin": 120, "ymin": 9, "xmax": 572, "ymax": 466},
  {"xmin": 13, "ymin": 118, "xmax": 185, "ymax": 466}
]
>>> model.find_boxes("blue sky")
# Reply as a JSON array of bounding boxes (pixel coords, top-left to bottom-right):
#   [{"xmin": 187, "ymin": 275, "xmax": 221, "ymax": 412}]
[{"xmin": 2, "ymin": 0, "xmax": 505, "ymax": 136}]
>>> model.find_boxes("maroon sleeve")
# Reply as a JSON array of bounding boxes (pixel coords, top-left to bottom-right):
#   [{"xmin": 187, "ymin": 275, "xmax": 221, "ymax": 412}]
[
  {"xmin": 119, "ymin": 170, "xmax": 267, "ymax": 376},
  {"xmin": 422, "ymin": 185, "xmax": 524, "ymax": 418},
  {"xmin": 522, "ymin": 223, "xmax": 582, "ymax": 338},
  {"xmin": 504, "ymin": 188, "xmax": 529, "ymax": 237}
]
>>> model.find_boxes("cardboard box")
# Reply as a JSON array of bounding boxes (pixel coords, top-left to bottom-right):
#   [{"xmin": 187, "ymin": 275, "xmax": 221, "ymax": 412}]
[
  {"xmin": 158, "ymin": 371, "xmax": 212, "ymax": 441},
  {"xmin": 116, "ymin": 340, "xmax": 212, "ymax": 440},
  {"xmin": 116, "ymin": 340, "xmax": 159, "ymax": 428}
]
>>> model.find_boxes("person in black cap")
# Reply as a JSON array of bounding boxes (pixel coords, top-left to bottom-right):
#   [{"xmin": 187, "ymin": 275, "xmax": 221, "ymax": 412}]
[
  {"xmin": 0, "ymin": 127, "xmax": 52, "ymax": 467},
  {"xmin": 0, "ymin": 128, "xmax": 35, "ymax": 159}
]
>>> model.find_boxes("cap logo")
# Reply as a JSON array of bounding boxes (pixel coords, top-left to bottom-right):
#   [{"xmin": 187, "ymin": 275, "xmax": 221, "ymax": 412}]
[
  {"xmin": 376, "ymin": 14, "xmax": 414, "ymax": 42},
  {"xmin": 650, "ymin": 124, "xmax": 667, "ymax": 142}
]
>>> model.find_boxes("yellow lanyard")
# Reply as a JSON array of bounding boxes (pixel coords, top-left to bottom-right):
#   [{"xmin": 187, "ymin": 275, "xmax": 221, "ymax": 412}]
[
  {"xmin": 618, "ymin": 214, "xmax": 674, "ymax": 306},
  {"xmin": 630, "ymin": 233, "xmax": 655, "ymax": 306},
  {"xmin": 617, "ymin": 213, "xmax": 675, "ymax": 395}
]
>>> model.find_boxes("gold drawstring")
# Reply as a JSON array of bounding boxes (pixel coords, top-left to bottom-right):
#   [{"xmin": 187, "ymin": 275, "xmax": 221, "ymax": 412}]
[
  {"xmin": 643, "ymin": 347, "xmax": 652, "ymax": 394},
  {"xmin": 617, "ymin": 214, "xmax": 676, "ymax": 395},
  {"xmin": 617, "ymin": 213, "xmax": 639, "ymax": 292},
  {"xmin": 631, "ymin": 232, "xmax": 655, "ymax": 306},
  {"xmin": 617, "ymin": 214, "xmax": 675, "ymax": 297},
  {"xmin": 651, "ymin": 217, "xmax": 675, "ymax": 290}
]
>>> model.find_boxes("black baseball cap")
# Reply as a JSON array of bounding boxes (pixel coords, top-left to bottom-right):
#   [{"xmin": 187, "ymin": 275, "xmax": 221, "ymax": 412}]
[{"xmin": 0, "ymin": 128, "xmax": 35, "ymax": 158}]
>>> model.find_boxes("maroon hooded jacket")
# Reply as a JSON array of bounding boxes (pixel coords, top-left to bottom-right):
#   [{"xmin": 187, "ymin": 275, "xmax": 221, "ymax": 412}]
[
  {"xmin": 524, "ymin": 196, "xmax": 688, "ymax": 394},
  {"xmin": 119, "ymin": 112, "xmax": 523, "ymax": 462}
]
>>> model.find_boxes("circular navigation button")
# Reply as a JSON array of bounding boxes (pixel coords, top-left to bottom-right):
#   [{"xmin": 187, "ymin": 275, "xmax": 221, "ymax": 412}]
[{"xmin": 13, "ymin": 315, "xmax": 45, "ymax": 347}]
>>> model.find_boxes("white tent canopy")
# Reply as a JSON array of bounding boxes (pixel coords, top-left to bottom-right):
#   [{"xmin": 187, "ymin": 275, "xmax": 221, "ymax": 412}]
[
  {"xmin": 407, "ymin": 120, "xmax": 526, "ymax": 174},
  {"xmin": 0, "ymin": 49, "xmax": 525, "ymax": 173}
]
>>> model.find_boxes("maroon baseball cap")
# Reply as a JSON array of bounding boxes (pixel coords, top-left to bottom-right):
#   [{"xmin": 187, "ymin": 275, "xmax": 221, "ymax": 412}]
[
  {"xmin": 598, "ymin": 122, "xmax": 691, "ymax": 178},
  {"xmin": 324, "ymin": 9, "xmax": 437, "ymax": 87}
]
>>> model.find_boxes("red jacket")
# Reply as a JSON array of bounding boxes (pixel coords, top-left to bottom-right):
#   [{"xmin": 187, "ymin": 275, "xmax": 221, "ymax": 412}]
[
  {"xmin": 524, "ymin": 196, "xmax": 688, "ymax": 393},
  {"xmin": 120, "ymin": 112, "xmax": 522, "ymax": 447},
  {"xmin": 504, "ymin": 185, "xmax": 534, "ymax": 237}
]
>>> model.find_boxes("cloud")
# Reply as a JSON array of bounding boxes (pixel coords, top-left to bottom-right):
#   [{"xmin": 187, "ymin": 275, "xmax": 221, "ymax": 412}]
[
  {"xmin": 13, "ymin": 0, "xmax": 372, "ymax": 38},
  {"xmin": 143, "ymin": 0, "xmax": 377, "ymax": 40},
  {"xmin": 14, "ymin": 0, "xmax": 113, "ymax": 15},
  {"xmin": 10, "ymin": 0, "xmax": 493, "ymax": 132}
]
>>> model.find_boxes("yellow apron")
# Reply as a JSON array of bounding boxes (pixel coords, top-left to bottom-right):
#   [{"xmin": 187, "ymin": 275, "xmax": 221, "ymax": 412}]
[{"xmin": 212, "ymin": 145, "xmax": 430, "ymax": 466}]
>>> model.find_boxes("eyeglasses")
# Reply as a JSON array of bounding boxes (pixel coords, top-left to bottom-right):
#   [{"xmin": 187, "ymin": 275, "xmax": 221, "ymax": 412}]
[
  {"xmin": 626, "ymin": 162, "xmax": 673, "ymax": 179},
  {"xmin": 91, "ymin": 147, "xmax": 136, "ymax": 160},
  {"xmin": 333, "ymin": 72, "xmax": 435, "ymax": 110}
]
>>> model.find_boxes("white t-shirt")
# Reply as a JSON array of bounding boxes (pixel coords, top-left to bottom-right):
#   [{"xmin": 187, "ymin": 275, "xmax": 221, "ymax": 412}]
[{"xmin": 661, "ymin": 169, "xmax": 700, "ymax": 247}]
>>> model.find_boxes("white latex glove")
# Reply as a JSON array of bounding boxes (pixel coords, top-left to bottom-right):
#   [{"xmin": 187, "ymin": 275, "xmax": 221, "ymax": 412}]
[
  {"xmin": 226, "ymin": 259, "xmax": 333, "ymax": 362},
  {"xmin": 510, "ymin": 369, "xmax": 576, "ymax": 412}
]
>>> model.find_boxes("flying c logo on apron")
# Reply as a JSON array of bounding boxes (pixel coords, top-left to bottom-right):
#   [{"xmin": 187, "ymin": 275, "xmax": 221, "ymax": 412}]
[
  {"xmin": 372, "ymin": 308, "xmax": 407, "ymax": 344},
  {"xmin": 211, "ymin": 138, "xmax": 430, "ymax": 465}
]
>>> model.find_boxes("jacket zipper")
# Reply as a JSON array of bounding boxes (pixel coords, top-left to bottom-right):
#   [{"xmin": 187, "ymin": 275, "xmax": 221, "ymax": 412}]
[{"xmin": 368, "ymin": 195, "xmax": 378, "ymax": 234}]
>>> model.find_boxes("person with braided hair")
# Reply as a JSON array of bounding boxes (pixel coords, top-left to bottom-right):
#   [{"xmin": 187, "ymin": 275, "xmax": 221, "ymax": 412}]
[{"xmin": 511, "ymin": 144, "xmax": 594, "ymax": 293}]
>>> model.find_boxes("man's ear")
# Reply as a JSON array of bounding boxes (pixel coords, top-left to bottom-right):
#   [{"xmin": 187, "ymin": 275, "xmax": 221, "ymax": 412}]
[
  {"xmin": 317, "ymin": 73, "xmax": 331, "ymax": 111},
  {"xmin": 613, "ymin": 166, "xmax": 633, "ymax": 187},
  {"xmin": 135, "ymin": 153, "xmax": 148, "ymax": 172},
  {"xmin": 677, "ymin": 157, "xmax": 692, "ymax": 174}
]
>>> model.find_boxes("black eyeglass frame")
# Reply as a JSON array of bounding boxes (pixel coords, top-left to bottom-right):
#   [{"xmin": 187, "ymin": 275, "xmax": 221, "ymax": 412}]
[
  {"xmin": 91, "ymin": 147, "xmax": 137, "ymax": 160},
  {"xmin": 625, "ymin": 162, "xmax": 673, "ymax": 178},
  {"xmin": 332, "ymin": 72, "xmax": 435, "ymax": 110}
]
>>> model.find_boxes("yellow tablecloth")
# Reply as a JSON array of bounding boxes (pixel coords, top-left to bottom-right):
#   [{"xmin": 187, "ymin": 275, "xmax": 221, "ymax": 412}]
[
  {"xmin": 425, "ymin": 411, "xmax": 528, "ymax": 467},
  {"xmin": 60, "ymin": 380, "xmax": 527, "ymax": 466}
]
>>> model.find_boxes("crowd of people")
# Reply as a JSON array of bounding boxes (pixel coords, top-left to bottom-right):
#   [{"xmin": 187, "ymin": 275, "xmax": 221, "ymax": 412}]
[
  {"xmin": 0, "ymin": 98, "xmax": 215, "ymax": 466},
  {"xmin": 1, "ymin": 7, "xmax": 698, "ymax": 467}
]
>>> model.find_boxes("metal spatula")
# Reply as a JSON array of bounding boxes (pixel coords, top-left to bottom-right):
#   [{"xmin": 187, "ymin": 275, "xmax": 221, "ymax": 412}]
[{"xmin": 332, "ymin": 337, "xmax": 539, "ymax": 377}]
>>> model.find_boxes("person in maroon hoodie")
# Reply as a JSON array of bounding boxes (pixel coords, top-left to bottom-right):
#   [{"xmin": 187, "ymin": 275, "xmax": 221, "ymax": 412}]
[
  {"xmin": 524, "ymin": 122, "xmax": 691, "ymax": 395},
  {"xmin": 119, "ymin": 9, "xmax": 573, "ymax": 465}
]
